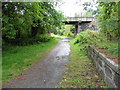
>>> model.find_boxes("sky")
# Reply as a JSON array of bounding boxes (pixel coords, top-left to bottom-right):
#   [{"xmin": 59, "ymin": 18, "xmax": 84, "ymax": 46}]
[{"xmin": 55, "ymin": 0, "xmax": 97, "ymax": 17}]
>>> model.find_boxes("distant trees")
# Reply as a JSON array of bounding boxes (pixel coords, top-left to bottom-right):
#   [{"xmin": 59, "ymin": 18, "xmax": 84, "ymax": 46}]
[
  {"xmin": 2, "ymin": 2, "xmax": 65, "ymax": 45},
  {"xmin": 82, "ymin": 1, "xmax": 99, "ymax": 16},
  {"xmin": 74, "ymin": 13, "xmax": 81, "ymax": 17}
]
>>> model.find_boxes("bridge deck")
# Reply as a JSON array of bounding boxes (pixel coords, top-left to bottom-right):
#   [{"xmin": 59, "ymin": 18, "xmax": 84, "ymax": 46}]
[
  {"xmin": 67, "ymin": 17, "xmax": 95, "ymax": 21},
  {"xmin": 63, "ymin": 17, "xmax": 96, "ymax": 24}
]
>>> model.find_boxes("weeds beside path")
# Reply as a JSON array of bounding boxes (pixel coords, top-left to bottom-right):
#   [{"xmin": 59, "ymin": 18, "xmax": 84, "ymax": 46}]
[{"xmin": 60, "ymin": 39, "xmax": 109, "ymax": 88}]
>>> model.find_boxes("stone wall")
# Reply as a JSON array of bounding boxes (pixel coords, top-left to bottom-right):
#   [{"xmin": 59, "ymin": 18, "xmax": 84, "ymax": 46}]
[
  {"xmin": 78, "ymin": 21, "xmax": 99, "ymax": 33},
  {"xmin": 88, "ymin": 45, "xmax": 120, "ymax": 88}
]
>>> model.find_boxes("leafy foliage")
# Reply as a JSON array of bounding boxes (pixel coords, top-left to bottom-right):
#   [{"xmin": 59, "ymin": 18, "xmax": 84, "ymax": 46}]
[
  {"xmin": 74, "ymin": 30, "xmax": 119, "ymax": 57},
  {"xmin": 82, "ymin": 1, "xmax": 99, "ymax": 16},
  {"xmin": 57, "ymin": 25, "xmax": 74, "ymax": 37},
  {"xmin": 97, "ymin": 2, "xmax": 120, "ymax": 40},
  {"xmin": 107, "ymin": 42, "xmax": 119, "ymax": 57},
  {"xmin": 82, "ymin": 1, "xmax": 120, "ymax": 40},
  {"xmin": 2, "ymin": 2, "xmax": 65, "ymax": 45},
  {"xmin": 74, "ymin": 30, "xmax": 105, "ymax": 51}
]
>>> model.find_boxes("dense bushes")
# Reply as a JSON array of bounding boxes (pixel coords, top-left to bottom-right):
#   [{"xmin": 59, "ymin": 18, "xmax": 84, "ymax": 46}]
[
  {"xmin": 35, "ymin": 34, "xmax": 53, "ymax": 42},
  {"xmin": 74, "ymin": 30, "xmax": 106, "ymax": 44},
  {"xmin": 97, "ymin": 2, "xmax": 120, "ymax": 40},
  {"xmin": 107, "ymin": 43, "xmax": 119, "ymax": 57},
  {"xmin": 3, "ymin": 34, "xmax": 53, "ymax": 46},
  {"xmin": 57, "ymin": 25, "xmax": 74, "ymax": 37},
  {"xmin": 74, "ymin": 30, "xmax": 102, "ymax": 52},
  {"xmin": 83, "ymin": 2, "xmax": 120, "ymax": 40},
  {"xmin": 74, "ymin": 30, "xmax": 119, "ymax": 57},
  {"xmin": 2, "ymin": 2, "xmax": 65, "ymax": 45}
]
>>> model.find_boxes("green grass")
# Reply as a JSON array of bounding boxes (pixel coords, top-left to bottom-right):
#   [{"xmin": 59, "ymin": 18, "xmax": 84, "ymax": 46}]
[
  {"xmin": 93, "ymin": 40, "xmax": 119, "ymax": 58},
  {"xmin": 60, "ymin": 39, "xmax": 109, "ymax": 88},
  {"xmin": 2, "ymin": 38, "xmax": 61, "ymax": 84},
  {"xmin": 107, "ymin": 42, "xmax": 119, "ymax": 57}
]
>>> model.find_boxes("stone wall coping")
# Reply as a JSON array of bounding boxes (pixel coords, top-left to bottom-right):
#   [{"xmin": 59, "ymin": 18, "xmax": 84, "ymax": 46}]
[{"xmin": 88, "ymin": 45, "xmax": 120, "ymax": 75}]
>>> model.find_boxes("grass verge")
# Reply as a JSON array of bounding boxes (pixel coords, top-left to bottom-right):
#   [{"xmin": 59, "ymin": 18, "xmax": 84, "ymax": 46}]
[
  {"xmin": 2, "ymin": 38, "xmax": 61, "ymax": 84},
  {"xmin": 60, "ymin": 39, "xmax": 109, "ymax": 88}
]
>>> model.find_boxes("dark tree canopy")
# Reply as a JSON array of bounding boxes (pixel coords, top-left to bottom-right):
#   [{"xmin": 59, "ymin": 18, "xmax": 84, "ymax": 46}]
[{"xmin": 2, "ymin": 2, "xmax": 65, "ymax": 45}]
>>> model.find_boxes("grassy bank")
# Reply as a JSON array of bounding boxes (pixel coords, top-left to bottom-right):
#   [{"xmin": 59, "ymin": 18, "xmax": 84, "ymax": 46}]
[
  {"xmin": 3, "ymin": 38, "xmax": 61, "ymax": 84},
  {"xmin": 60, "ymin": 39, "xmax": 109, "ymax": 88}
]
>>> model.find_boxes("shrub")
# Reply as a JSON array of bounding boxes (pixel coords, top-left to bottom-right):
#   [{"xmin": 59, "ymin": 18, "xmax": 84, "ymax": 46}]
[
  {"xmin": 74, "ymin": 30, "xmax": 107, "ymax": 52},
  {"xmin": 74, "ymin": 30, "xmax": 105, "ymax": 44},
  {"xmin": 107, "ymin": 42, "xmax": 119, "ymax": 57},
  {"xmin": 67, "ymin": 32, "xmax": 74, "ymax": 38},
  {"xmin": 3, "ymin": 34, "xmax": 53, "ymax": 46},
  {"xmin": 74, "ymin": 30, "xmax": 119, "ymax": 58},
  {"xmin": 35, "ymin": 34, "xmax": 53, "ymax": 42}
]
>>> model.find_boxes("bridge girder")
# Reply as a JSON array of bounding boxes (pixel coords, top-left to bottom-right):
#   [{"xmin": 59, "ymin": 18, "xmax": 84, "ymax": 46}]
[
  {"xmin": 63, "ymin": 21, "xmax": 92, "ymax": 25},
  {"xmin": 63, "ymin": 17, "xmax": 95, "ymax": 25}
]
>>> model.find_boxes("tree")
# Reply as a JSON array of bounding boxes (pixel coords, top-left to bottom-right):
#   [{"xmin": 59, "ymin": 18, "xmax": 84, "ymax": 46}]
[
  {"xmin": 97, "ymin": 2, "xmax": 119, "ymax": 40},
  {"xmin": 2, "ymin": 2, "xmax": 65, "ymax": 45},
  {"xmin": 82, "ymin": 1, "xmax": 99, "ymax": 16}
]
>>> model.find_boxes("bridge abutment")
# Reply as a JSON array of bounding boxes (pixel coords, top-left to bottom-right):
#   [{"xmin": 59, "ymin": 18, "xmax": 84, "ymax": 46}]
[{"xmin": 74, "ymin": 24, "xmax": 78, "ymax": 38}]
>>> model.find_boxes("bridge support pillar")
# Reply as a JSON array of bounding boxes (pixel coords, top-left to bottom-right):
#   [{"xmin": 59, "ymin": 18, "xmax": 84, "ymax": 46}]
[{"xmin": 74, "ymin": 24, "xmax": 78, "ymax": 38}]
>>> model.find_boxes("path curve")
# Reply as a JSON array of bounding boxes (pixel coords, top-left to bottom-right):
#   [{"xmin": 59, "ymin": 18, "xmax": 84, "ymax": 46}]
[{"xmin": 3, "ymin": 38, "xmax": 70, "ymax": 88}]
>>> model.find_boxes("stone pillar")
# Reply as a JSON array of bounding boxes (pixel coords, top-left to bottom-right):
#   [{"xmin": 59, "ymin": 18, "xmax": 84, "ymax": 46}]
[{"xmin": 74, "ymin": 24, "xmax": 78, "ymax": 38}]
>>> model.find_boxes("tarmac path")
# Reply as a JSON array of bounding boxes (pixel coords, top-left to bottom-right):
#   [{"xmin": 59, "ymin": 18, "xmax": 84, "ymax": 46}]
[{"xmin": 3, "ymin": 38, "xmax": 70, "ymax": 88}]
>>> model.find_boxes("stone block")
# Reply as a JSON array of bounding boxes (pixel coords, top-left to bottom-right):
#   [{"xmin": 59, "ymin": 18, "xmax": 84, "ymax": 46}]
[
  {"xmin": 98, "ymin": 68, "xmax": 105, "ymax": 78},
  {"xmin": 98, "ymin": 58, "xmax": 103, "ymax": 67},
  {"xmin": 105, "ymin": 65, "xmax": 113, "ymax": 79},
  {"xmin": 104, "ymin": 76, "xmax": 117, "ymax": 88},
  {"xmin": 88, "ymin": 45, "xmax": 119, "ymax": 88},
  {"xmin": 114, "ymin": 73, "xmax": 120, "ymax": 88}
]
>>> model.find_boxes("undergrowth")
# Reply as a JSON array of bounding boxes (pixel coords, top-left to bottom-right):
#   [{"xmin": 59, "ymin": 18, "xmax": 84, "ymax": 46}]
[
  {"xmin": 3, "ymin": 34, "xmax": 53, "ymax": 46},
  {"xmin": 73, "ymin": 30, "xmax": 119, "ymax": 58}
]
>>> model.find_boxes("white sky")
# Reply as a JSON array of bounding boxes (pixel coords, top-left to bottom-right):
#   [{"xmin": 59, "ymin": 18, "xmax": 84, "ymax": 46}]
[{"xmin": 55, "ymin": 0, "xmax": 97, "ymax": 17}]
